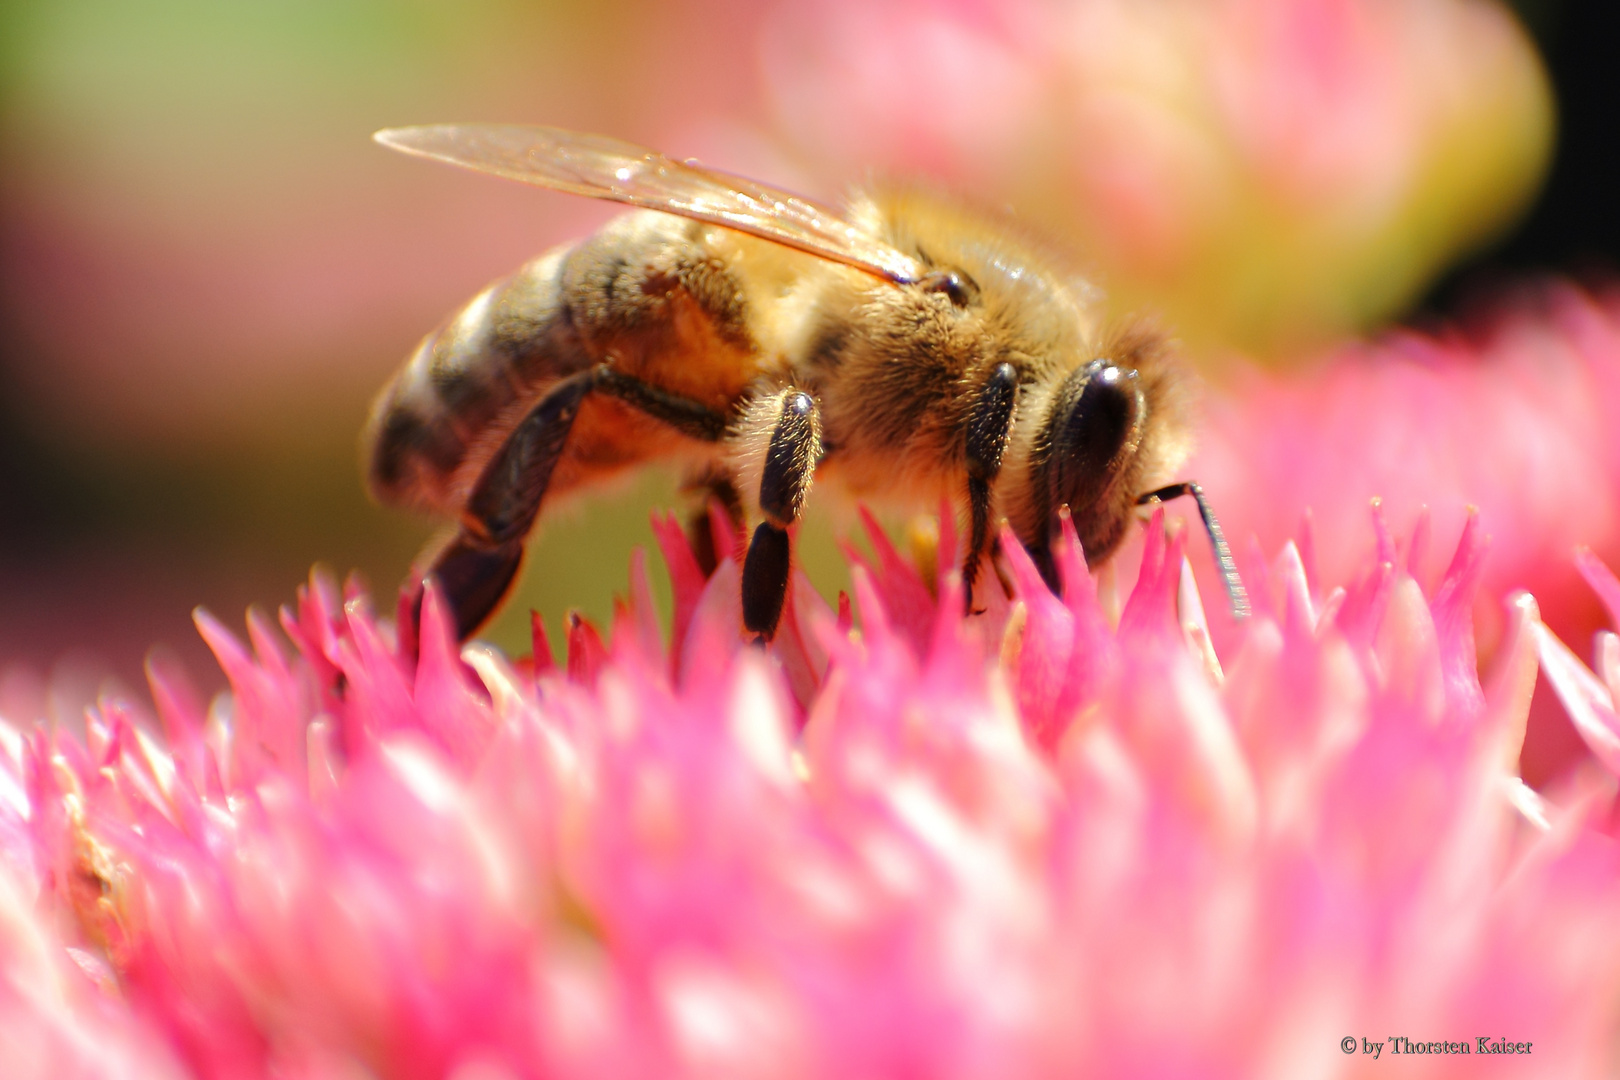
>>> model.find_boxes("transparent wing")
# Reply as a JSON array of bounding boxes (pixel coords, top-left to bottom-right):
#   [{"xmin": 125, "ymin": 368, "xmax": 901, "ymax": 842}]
[{"xmin": 375, "ymin": 124, "xmax": 922, "ymax": 284}]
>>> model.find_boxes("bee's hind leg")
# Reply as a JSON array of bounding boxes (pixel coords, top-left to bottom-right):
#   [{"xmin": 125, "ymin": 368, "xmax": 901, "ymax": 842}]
[
  {"xmin": 411, "ymin": 367, "xmax": 598, "ymax": 644},
  {"xmin": 742, "ymin": 389, "xmax": 821, "ymax": 641},
  {"xmin": 414, "ymin": 532, "xmax": 528, "ymax": 645},
  {"xmin": 414, "ymin": 364, "xmax": 733, "ymax": 645}
]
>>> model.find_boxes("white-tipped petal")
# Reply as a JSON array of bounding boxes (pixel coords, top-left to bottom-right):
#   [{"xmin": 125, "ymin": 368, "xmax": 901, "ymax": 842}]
[
  {"xmin": 1179, "ymin": 555, "xmax": 1223, "ymax": 684},
  {"xmin": 1534, "ymin": 620, "xmax": 1620, "ymax": 777}
]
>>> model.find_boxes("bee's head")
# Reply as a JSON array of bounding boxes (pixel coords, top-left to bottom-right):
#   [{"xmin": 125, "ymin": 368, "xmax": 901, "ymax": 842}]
[{"xmin": 1039, "ymin": 357, "xmax": 1147, "ymax": 561}]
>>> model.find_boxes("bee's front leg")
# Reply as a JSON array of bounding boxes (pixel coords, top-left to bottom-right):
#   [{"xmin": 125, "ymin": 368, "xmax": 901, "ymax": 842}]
[
  {"xmin": 740, "ymin": 389, "xmax": 821, "ymax": 641},
  {"xmin": 963, "ymin": 362, "xmax": 1018, "ymax": 612}
]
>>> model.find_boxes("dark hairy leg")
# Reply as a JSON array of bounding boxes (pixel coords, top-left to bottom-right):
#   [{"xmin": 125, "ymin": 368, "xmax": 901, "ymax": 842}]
[
  {"xmin": 742, "ymin": 390, "xmax": 821, "ymax": 640},
  {"xmin": 962, "ymin": 363, "xmax": 1018, "ymax": 612},
  {"xmin": 681, "ymin": 467, "xmax": 744, "ymax": 577},
  {"xmin": 417, "ymin": 365, "xmax": 730, "ymax": 642}
]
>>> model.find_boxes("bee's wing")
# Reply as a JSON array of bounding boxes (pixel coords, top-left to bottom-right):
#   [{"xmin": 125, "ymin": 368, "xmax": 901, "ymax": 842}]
[{"xmin": 376, "ymin": 124, "xmax": 923, "ymax": 285}]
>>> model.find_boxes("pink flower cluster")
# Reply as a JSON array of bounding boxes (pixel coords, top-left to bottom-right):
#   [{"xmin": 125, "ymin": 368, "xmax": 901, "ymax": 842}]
[
  {"xmin": 1194, "ymin": 282, "xmax": 1620, "ymax": 782},
  {"xmin": 4, "ymin": 507, "xmax": 1620, "ymax": 1077},
  {"xmin": 1200, "ymin": 283, "xmax": 1620, "ymax": 621}
]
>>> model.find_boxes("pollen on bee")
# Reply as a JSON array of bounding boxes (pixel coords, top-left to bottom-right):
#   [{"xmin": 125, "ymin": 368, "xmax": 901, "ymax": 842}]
[{"xmin": 907, "ymin": 516, "xmax": 941, "ymax": 595}]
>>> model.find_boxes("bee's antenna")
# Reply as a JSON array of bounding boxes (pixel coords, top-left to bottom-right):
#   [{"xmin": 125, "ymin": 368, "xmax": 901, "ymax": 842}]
[{"xmin": 1136, "ymin": 481, "xmax": 1250, "ymax": 620}]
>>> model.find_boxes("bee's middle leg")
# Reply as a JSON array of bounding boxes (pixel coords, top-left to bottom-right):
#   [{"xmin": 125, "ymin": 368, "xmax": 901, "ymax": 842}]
[
  {"xmin": 680, "ymin": 466, "xmax": 744, "ymax": 576},
  {"xmin": 742, "ymin": 389, "xmax": 821, "ymax": 641}
]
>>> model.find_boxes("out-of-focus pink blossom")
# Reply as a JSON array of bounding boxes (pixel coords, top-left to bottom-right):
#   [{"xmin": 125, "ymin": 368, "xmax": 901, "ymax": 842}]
[
  {"xmin": 5, "ymin": 501, "xmax": 1620, "ymax": 1077},
  {"xmin": 757, "ymin": 0, "xmax": 1551, "ymax": 356},
  {"xmin": 0, "ymin": 851, "xmax": 189, "ymax": 1079},
  {"xmin": 1189, "ymin": 281, "xmax": 1620, "ymax": 780}
]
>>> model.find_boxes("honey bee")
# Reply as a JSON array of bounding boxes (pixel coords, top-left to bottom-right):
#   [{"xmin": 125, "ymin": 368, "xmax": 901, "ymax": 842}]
[{"xmin": 366, "ymin": 124, "xmax": 1247, "ymax": 642}]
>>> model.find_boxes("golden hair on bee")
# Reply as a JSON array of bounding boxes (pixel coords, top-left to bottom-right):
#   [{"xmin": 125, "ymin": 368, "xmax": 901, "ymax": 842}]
[{"xmin": 366, "ymin": 123, "xmax": 1247, "ymax": 644}]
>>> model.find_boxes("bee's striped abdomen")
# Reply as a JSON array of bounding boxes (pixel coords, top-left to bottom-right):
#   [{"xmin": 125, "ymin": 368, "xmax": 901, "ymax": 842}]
[
  {"xmin": 365, "ymin": 211, "xmax": 766, "ymax": 519},
  {"xmin": 365, "ymin": 245, "xmax": 586, "ymax": 513}
]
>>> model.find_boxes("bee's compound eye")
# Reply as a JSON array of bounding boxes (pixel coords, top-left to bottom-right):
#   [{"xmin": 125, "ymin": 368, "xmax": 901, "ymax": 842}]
[
  {"xmin": 919, "ymin": 269, "xmax": 978, "ymax": 308},
  {"xmin": 1047, "ymin": 361, "xmax": 1144, "ymax": 516}
]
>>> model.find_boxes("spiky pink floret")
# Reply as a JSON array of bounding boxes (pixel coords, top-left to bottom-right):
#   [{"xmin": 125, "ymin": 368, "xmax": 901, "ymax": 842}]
[{"xmin": 4, "ymin": 507, "xmax": 1620, "ymax": 1078}]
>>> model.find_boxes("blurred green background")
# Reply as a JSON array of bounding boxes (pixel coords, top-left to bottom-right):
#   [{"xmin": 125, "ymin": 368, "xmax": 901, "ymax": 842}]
[
  {"xmin": 0, "ymin": 0, "xmax": 1601, "ymax": 721},
  {"xmin": 0, "ymin": 0, "xmax": 828, "ymax": 718}
]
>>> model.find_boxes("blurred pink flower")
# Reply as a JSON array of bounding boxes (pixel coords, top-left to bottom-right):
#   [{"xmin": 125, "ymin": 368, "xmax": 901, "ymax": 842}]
[
  {"xmin": 756, "ymin": 0, "xmax": 1551, "ymax": 355},
  {"xmin": 1189, "ymin": 281, "xmax": 1620, "ymax": 780},
  {"xmin": 5, "ymin": 500, "xmax": 1620, "ymax": 1077}
]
